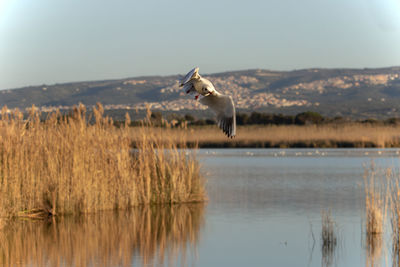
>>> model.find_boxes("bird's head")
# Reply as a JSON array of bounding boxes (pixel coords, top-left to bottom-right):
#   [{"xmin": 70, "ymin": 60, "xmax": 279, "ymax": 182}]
[{"xmin": 202, "ymin": 87, "xmax": 215, "ymax": 96}]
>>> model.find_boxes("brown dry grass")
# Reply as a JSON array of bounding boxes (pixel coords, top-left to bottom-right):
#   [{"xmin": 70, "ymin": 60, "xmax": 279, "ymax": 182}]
[
  {"xmin": 0, "ymin": 104, "xmax": 205, "ymax": 218},
  {"xmin": 156, "ymin": 124, "xmax": 400, "ymax": 148},
  {"xmin": 0, "ymin": 204, "xmax": 204, "ymax": 267}
]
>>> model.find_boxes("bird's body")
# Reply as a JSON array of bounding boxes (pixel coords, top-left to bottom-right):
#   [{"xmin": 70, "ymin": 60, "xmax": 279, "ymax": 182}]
[{"xmin": 180, "ymin": 67, "xmax": 236, "ymax": 138}]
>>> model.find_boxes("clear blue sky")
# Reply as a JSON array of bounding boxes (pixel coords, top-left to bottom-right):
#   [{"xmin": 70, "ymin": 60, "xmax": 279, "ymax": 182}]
[{"xmin": 1, "ymin": 0, "xmax": 400, "ymax": 90}]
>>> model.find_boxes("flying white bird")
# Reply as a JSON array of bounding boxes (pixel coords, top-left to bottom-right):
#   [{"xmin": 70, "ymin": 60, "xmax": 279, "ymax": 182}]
[{"xmin": 180, "ymin": 67, "xmax": 236, "ymax": 138}]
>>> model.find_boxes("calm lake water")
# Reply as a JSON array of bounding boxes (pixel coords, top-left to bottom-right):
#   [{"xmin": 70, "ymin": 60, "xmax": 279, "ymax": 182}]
[{"xmin": 2, "ymin": 148, "xmax": 400, "ymax": 267}]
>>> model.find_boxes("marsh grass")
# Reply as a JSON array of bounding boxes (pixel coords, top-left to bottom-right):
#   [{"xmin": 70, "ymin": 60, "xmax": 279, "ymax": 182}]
[
  {"xmin": 0, "ymin": 104, "xmax": 205, "ymax": 218},
  {"xmin": 364, "ymin": 165, "xmax": 390, "ymax": 237},
  {"xmin": 0, "ymin": 204, "xmax": 204, "ymax": 267}
]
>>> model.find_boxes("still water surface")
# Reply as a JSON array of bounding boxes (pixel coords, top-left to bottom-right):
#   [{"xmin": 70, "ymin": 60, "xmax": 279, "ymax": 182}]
[
  {"xmin": 196, "ymin": 148, "xmax": 400, "ymax": 267},
  {"xmin": 2, "ymin": 148, "xmax": 400, "ymax": 267}
]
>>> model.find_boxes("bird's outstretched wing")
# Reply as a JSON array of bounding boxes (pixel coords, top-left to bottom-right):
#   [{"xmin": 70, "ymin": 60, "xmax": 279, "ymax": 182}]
[
  {"xmin": 200, "ymin": 94, "xmax": 236, "ymax": 138},
  {"xmin": 180, "ymin": 67, "xmax": 199, "ymax": 86}
]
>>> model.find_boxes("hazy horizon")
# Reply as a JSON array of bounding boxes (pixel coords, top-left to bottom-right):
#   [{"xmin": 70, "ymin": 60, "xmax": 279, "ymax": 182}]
[{"xmin": 1, "ymin": 0, "xmax": 400, "ymax": 90}]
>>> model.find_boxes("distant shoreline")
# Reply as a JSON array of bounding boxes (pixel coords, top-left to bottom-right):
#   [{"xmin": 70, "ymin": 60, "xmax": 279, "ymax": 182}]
[
  {"xmin": 141, "ymin": 124, "xmax": 400, "ymax": 149},
  {"xmin": 191, "ymin": 140, "xmax": 384, "ymax": 149}
]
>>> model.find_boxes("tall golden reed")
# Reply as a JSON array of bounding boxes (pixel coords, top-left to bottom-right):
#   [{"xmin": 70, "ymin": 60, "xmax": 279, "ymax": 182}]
[
  {"xmin": 0, "ymin": 104, "xmax": 205, "ymax": 217},
  {"xmin": 363, "ymin": 164, "xmax": 392, "ymax": 267},
  {"xmin": 364, "ymin": 165, "xmax": 386, "ymax": 236}
]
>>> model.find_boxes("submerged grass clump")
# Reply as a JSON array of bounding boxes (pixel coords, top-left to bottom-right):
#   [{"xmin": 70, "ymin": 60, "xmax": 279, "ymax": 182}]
[
  {"xmin": 321, "ymin": 210, "xmax": 337, "ymax": 248},
  {"xmin": 0, "ymin": 104, "xmax": 205, "ymax": 218},
  {"xmin": 321, "ymin": 210, "xmax": 338, "ymax": 267}
]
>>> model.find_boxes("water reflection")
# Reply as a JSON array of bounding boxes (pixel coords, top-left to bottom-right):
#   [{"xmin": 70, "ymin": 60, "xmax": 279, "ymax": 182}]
[
  {"xmin": 321, "ymin": 241, "xmax": 336, "ymax": 267},
  {"xmin": 366, "ymin": 234, "xmax": 383, "ymax": 267},
  {"xmin": 0, "ymin": 204, "xmax": 204, "ymax": 267}
]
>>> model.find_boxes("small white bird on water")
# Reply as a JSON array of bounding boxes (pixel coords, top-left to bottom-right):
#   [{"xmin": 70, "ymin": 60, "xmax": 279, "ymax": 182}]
[{"xmin": 180, "ymin": 67, "xmax": 236, "ymax": 138}]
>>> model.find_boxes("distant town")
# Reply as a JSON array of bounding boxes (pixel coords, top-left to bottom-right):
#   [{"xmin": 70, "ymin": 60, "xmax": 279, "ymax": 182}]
[{"xmin": 1, "ymin": 68, "xmax": 400, "ymax": 119}]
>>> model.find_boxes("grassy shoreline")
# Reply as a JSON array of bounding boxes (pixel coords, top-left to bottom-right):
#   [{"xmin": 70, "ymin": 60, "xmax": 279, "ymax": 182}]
[{"xmin": 153, "ymin": 124, "xmax": 400, "ymax": 148}]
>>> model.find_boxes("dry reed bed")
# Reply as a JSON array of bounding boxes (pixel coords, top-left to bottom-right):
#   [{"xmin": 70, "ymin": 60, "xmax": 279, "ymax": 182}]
[
  {"xmin": 155, "ymin": 124, "xmax": 400, "ymax": 148},
  {"xmin": 0, "ymin": 105, "xmax": 205, "ymax": 218},
  {"xmin": 0, "ymin": 204, "xmax": 204, "ymax": 267}
]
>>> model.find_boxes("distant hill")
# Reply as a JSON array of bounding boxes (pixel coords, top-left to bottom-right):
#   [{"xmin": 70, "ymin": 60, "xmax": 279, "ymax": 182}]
[{"xmin": 1, "ymin": 67, "xmax": 400, "ymax": 119}]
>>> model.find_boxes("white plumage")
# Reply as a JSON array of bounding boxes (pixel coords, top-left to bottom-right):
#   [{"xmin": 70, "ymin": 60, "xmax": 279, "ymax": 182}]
[{"xmin": 180, "ymin": 67, "xmax": 236, "ymax": 138}]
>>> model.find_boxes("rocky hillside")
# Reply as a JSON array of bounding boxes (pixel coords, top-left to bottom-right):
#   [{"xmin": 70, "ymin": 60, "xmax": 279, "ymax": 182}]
[{"xmin": 1, "ymin": 67, "xmax": 400, "ymax": 119}]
